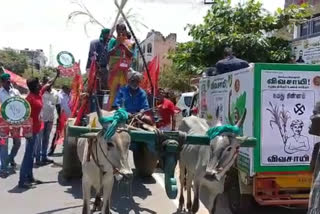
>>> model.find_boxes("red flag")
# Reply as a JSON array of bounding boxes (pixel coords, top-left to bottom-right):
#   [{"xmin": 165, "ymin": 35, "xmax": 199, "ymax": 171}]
[
  {"xmin": 3, "ymin": 69, "xmax": 27, "ymax": 89},
  {"xmin": 140, "ymin": 56, "xmax": 160, "ymax": 95},
  {"xmin": 53, "ymin": 111, "xmax": 67, "ymax": 146},
  {"xmin": 70, "ymin": 64, "xmax": 83, "ymax": 117},
  {"xmin": 74, "ymin": 58, "xmax": 97, "ymax": 125}
]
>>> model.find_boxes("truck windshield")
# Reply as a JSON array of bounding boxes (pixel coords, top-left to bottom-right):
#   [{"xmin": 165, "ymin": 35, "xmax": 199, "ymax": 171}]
[{"xmin": 184, "ymin": 96, "xmax": 192, "ymax": 107}]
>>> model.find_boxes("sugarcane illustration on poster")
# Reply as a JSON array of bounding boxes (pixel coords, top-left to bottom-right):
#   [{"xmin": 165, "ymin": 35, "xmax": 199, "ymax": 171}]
[{"xmin": 261, "ymin": 70, "xmax": 316, "ymax": 166}]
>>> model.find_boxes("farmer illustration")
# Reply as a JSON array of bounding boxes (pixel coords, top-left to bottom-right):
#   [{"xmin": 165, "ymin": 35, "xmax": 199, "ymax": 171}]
[{"xmin": 285, "ymin": 120, "xmax": 310, "ymax": 154}]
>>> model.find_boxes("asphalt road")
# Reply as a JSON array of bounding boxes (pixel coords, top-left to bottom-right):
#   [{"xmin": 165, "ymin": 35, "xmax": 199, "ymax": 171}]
[
  {"xmin": 0, "ymin": 111, "xmax": 308, "ymax": 214},
  {"xmin": 0, "ymin": 137, "xmax": 308, "ymax": 214}
]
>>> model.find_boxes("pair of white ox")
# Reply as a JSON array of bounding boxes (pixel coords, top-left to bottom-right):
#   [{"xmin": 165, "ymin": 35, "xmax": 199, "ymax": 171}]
[{"xmin": 77, "ymin": 108, "xmax": 248, "ymax": 214}]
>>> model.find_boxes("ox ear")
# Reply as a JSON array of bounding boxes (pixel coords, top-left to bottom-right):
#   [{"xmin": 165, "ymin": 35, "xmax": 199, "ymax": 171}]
[{"xmin": 235, "ymin": 136, "xmax": 256, "ymax": 147}]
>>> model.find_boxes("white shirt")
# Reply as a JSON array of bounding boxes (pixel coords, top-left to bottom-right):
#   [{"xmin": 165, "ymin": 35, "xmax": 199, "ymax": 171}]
[
  {"xmin": 40, "ymin": 89, "xmax": 59, "ymax": 122},
  {"xmin": 0, "ymin": 87, "xmax": 21, "ymax": 104},
  {"xmin": 58, "ymin": 91, "xmax": 71, "ymax": 117}
]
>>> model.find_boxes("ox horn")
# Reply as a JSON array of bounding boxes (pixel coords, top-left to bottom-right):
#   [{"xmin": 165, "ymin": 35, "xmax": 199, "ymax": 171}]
[
  {"xmin": 236, "ymin": 108, "xmax": 247, "ymax": 128},
  {"xmin": 95, "ymin": 95, "xmax": 103, "ymax": 122}
]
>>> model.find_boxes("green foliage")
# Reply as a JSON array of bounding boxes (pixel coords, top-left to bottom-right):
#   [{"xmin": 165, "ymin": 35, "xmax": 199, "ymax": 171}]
[
  {"xmin": 169, "ymin": 0, "xmax": 311, "ymax": 75},
  {"xmin": 159, "ymin": 65, "xmax": 193, "ymax": 92},
  {"xmin": 0, "ymin": 48, "xmax": 29, "ymax": 74},
  {"xmin": 22, "ymin": 67, "xmax": 72, "ymax": 89}
]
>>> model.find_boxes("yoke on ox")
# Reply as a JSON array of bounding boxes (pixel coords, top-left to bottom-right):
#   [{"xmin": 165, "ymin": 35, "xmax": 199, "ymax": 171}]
[
  {"xmin": 77, "ymin": 100, "xmax": 132, "ymax": 214},
  {"xmin": 178, "ymin": 109, "xmax": 251, "ymax": 214},
  {"xmin": 66, "ymin": 104, "xmax": 256, "ymax": 214}
]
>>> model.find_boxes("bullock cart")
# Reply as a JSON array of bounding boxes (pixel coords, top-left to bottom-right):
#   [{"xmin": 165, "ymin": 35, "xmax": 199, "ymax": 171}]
[{"xmin": 62, "ymin": 117, "xmax": 256, "ymax": 199}]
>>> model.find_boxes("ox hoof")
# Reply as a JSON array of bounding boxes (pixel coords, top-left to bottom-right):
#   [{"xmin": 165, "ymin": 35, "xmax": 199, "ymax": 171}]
[{"xmin": 92, "ymin": 196, "xmax": 102, "ymax": 212}]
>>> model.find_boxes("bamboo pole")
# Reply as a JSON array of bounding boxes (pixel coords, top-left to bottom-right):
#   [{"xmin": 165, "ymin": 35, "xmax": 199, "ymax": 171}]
[{"xmin": 113, "ymin": 0, "xmax": 155, "ymax": 108}]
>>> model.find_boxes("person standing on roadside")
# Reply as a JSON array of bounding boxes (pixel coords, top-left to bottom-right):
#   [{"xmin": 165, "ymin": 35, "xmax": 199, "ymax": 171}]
[
  {"xmin": 0, "ymin": 73, "xmax": 21, "ymax": 177},
  {"xmin": 48, "ymin": 85, "xmax": 71, "ymax": 156},
  {"xmin": 35, "ymin": 79, "xmax": 59, "ymax": 165},
  {"xmin": 18, "ymin": 71, "xmax": 59, "ymax": 189}
]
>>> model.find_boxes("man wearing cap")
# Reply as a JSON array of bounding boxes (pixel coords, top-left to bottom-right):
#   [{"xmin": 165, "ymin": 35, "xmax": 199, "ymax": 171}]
[
  {"xmin": 0, "ymin": 73, "xmax": 21, "ymax": 176},
  {"xmin": 112, "ymin": 69, "xmax": 149, "ymax": 115},
  {"xmin": 86, "ymin": 28, "xmax": 111, "ymax": 109}
]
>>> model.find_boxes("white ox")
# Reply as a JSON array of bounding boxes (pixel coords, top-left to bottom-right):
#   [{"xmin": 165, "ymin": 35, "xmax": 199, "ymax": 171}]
[
  {"xmin": 178, "ymin": 112, "xmax": 248, "ymax": 214},
  {"xmin": 77, "ymin": 110, "xmax": 133, "ymax": 214}
]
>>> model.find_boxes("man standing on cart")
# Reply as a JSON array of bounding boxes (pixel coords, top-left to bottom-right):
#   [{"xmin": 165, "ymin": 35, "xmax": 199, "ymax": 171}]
[{"xmin": 86, "ymin": 28, "xmax": 111, "ymax": 109}]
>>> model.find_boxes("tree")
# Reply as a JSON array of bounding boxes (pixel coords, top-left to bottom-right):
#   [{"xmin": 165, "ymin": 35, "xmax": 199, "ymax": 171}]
[
  {"xmin": 159, "ymin": 65, "xmax": 194, "ymax": 92},
  {"xmin": 0, "ymin": 48, "xmax": 29, "ymax": 74},
  {"xmin": 22, "ymin": 67, "xmax": 72, "ymax": 89},
  {"xmin": 169, "ymin": 0, "xmax": 311, "ymax": 75}
]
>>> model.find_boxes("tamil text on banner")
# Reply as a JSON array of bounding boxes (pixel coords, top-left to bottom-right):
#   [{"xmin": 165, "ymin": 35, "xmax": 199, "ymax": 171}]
[
  {"xmin": 58, "ymin": 62, "xmax": 80, "ymax": 77},
  {"xmin": 261, "ymin": 70, "xmax": 320, "ymax": 166}
]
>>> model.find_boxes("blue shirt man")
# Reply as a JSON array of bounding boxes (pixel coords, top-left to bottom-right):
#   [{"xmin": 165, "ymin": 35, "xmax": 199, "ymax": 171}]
[
  {"xmin": 112, "ymin": 70, "xmax": 149, "ymax": 114},
  {"xmin": 86, "ymin": 28, "xmax": 110, "ymax": 71},
  {"xmin": 216, "ymin": 47, "xmax": 249, "ymax": 75}
]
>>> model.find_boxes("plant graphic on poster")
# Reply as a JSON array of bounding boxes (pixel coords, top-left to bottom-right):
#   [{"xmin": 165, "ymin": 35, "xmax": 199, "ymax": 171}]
[
  {"xmin": 267, "ymin": 102, "xmax": 310, "ymax": 154},
  {"xmin": 228, "ymin": 90, "xmax": 247, "ymax": 129}
]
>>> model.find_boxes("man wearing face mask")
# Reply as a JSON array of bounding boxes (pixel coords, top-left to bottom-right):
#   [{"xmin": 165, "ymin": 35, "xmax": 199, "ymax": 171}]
[{"xmin": 112, "ymin": 69, "xmax": 149, "ymax": 116}]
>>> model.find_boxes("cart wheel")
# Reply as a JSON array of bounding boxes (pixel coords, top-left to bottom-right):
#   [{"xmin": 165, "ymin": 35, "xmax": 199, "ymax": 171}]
[
  {"xmin": 224, "ymin": 169, "xmax": 255, "ymax": 214},
  {"xmin": 133, "ymin": 142, "xmax": 158, "ymax": 177},
  {"xmin": 62, "ymin": 119, "xmax": 82, "ymax": 179}
]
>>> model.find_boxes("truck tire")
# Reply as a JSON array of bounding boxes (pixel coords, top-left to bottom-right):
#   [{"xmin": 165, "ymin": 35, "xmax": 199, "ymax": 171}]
[
  {"xmin": 133, "ymin": 142, "xmax": 158, "ymax": 177},
  {"xmin": 224, "ymin": 169, "xmax": 255, "ymax": 214},
  {"xmin": 62, "ymin": 119, "xmax": 82, "ymax": 180}
]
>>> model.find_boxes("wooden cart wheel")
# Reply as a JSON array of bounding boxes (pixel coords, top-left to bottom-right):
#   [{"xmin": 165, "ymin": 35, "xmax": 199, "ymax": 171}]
[
  {"xmin": 62, "ymin": 118, "xmax": 82, "ymax": 179},
  {"xmin": 224, "ymin": 168, "xmax": 255, "ymax": 214},
  {"xmin": 133, "ymin": 142, "xmax": 158, "ymax": 177}
]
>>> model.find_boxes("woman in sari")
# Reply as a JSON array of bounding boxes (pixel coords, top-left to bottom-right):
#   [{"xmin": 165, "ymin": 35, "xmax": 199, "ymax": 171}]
[{"xmin": 106, "ymin": 23, "xmax": 134, "ymax": 110}]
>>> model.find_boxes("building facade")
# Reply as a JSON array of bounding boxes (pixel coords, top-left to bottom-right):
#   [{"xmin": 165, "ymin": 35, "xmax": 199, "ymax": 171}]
[
  {"xmin": 138, "ymin": 30, "xmax": 177, "ymax": 72},
  {"xmin": 285, "ymin": 0, "xmax": 320, "ymax": 8},
  {"xmin": 286, "ymin": 0, "xmax": 320, "ymax": 63},
  {"xmin": 20, "ymin": 48, "xmax": 47, "ymax": 70}
]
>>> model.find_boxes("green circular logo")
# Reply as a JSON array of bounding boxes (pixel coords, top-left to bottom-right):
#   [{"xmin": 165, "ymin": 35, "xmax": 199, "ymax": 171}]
[
  {"xmin": 57, "ymin": 51, "xmax": 75, "ymax": 68},
  {"xmin": 1, "ymin": 97, "xmax": 31, "ymax": 124}
]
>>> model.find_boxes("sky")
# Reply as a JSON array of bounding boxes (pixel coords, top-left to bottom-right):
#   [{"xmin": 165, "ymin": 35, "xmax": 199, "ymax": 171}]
[{"xmin": 0, "ymin": 0, "xmax": 285, "ymax": 72}]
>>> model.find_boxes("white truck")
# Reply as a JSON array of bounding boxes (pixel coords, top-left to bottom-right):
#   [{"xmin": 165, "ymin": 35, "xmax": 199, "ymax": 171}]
[{"xmin": 191, "ymin": 63, "xmax": 320, "ymax": 213}]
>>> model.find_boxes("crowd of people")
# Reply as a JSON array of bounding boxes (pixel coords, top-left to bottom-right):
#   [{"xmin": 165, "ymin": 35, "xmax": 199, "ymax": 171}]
[
  {"xmin": 0, "ymin": 22, "xmax": 181, "ymax": 189},
  {"xmin": 0, "ymin": 71, "xmax": 72, "ymax": 189}
]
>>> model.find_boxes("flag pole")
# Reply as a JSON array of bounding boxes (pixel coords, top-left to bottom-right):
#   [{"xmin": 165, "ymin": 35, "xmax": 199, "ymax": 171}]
[{"xmin": 114, "ymin": 0, "xmax": 155, "ymax": 108}]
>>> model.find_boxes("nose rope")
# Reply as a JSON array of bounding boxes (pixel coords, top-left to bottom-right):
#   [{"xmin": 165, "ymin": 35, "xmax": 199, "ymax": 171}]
[{"xmin": 97, "ymin": 136, "xmax": 128, "ymax": 178}]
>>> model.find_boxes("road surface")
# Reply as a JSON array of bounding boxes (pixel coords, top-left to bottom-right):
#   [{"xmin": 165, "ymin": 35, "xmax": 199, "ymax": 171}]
[{"xmin": 0, "ymin": 138, "xmax": 307, "ymax": 214}]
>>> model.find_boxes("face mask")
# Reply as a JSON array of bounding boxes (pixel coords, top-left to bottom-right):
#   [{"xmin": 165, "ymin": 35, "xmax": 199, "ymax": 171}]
[{"xmin": 129, "ymin": 85, "xmax": 138, "ymax": 90}]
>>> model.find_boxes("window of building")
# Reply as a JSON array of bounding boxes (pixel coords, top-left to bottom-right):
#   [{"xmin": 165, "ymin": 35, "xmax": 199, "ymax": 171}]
[
  {"xmin": 313, "ymin": 19, "xmax": 320, "ymax": 34},
  {"xmin": 147, "ymin": 43, "xmax": 152, "ymax": 53},
  {"xmin": 142, "ymin": 45, "xmax": 145, "ymax": 53},
  {"xmin": 300, "ymin": 22, "xmax": 308, "ymax": 37}
]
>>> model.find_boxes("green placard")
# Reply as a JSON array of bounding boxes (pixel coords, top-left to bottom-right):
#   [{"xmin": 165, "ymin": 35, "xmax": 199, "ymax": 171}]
[
  {"xmin": 1, "ymin": 97, "xmax": 31, "ymax": 124},
  {"xmin": 57, "ymin": 51, "xmax": 75, "ymax": 68}
]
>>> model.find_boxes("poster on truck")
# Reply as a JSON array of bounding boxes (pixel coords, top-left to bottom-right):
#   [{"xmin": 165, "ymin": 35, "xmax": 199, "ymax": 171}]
[
  {"xmin": 260, "ymin": 70, "xmax": 320, "ymax": 166},
  {"xmin": 200, "ymin": 66, "xmax": 254, "ymax": 175}
]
